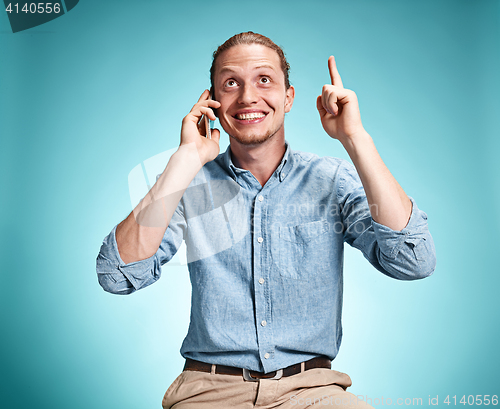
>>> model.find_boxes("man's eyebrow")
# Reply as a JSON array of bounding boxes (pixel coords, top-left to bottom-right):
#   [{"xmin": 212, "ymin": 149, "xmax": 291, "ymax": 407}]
[
  {"xmin": 254, "ymin": 64, "xmax": 277, "ymax": 71},
  {"xmin": 218, "ymin": 64, "xmax": 278, "ymax": 75}
]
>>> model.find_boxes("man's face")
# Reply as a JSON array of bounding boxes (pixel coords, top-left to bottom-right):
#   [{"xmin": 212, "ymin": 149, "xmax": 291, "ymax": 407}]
[{"xmin": 212, "ymin": 44, "xmax": 294, "ymax": 146}]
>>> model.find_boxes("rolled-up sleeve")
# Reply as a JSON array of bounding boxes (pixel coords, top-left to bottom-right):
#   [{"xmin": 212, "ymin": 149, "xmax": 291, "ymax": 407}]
[
  {"xmin": 338, "ymin": 161, "xmax": 436, "ymax": 280},
  {"xmin": 96, "ymin": 207, "xmax": 186, "ymax": 294}
]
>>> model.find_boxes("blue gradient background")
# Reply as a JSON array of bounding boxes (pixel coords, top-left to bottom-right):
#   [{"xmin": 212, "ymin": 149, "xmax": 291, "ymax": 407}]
[{"xmin": 1, "ymin": 1, "xmax": 499, "ymax": 408}]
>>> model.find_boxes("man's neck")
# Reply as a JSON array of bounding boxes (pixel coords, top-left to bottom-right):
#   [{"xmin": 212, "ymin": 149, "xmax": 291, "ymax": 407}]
[{"xmin": 229, "ymin": 135, "xmax": 286, "ymax": 187}]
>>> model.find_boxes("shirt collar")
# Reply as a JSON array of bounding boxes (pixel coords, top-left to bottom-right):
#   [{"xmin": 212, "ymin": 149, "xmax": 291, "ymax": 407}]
[{"xmin": 222, "ymin": 140, "xmax": 292, "ymax": 183}]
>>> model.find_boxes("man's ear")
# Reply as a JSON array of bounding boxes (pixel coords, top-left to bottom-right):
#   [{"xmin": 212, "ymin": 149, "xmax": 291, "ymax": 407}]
[{"xmin": 285, "ymin": 85, "xmax": 295, "ymax": 113}]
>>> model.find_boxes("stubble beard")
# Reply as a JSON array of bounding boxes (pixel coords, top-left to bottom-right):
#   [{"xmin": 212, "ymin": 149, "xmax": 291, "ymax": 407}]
[{"xmin": 227, "ymin": 119, "xmax": 285, "ymax": 147}]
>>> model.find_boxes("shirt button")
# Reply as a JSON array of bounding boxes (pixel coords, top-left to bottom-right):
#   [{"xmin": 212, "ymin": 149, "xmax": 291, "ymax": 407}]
[
  {"xmin": 264, "ymin": 353, "xmax": 270, "ymax": 359},
  {"xmin": 257, "ymin": 237, "xmax": 264, "ymax": 243},
  {"xmin": 258, "ymin": 195, "xmax": 264, "ymax": 202},
  {"xmin": 258, "ymin": 278, "xmax": 265, "ymax": 285},
  {"xmin": 261, "ymin": 320, "xmax": 267, "ymax": 327}
]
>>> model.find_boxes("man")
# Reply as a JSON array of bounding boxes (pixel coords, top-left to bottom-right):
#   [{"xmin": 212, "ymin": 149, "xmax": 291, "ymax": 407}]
[{"xmin": 96, "ymin": 32, "xmax": 436, "ymax": 408}]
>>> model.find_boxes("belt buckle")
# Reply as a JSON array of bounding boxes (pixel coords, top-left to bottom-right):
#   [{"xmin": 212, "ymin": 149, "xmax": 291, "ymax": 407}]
[{"xmin": 243, "ymin": 368, "xmax": 283, "ymax": 381}]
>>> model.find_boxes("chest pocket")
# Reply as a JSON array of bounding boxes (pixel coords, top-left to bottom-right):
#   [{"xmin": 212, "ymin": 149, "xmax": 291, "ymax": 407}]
[{"xmin": 276, "ymin": 220, "xmax": 329, "ymax": 281}]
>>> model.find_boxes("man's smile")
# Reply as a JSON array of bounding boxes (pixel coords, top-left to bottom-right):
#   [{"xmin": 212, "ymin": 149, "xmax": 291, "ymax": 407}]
[{"xmin": 233, "ymin": 110, "xmax": 268, "ymax": 123}]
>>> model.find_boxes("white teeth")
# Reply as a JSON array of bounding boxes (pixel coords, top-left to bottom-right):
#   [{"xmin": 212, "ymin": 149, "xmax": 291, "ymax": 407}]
[{"xmin": 236, "ymin": 112, "xmax": 265, "ymax": 120}]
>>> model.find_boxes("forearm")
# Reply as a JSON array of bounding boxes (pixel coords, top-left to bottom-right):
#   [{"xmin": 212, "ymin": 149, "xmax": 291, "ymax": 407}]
[
  {"xmin": 341, "ymin": 130, "xmax": 412, "ymax": 231},
  {"xmin": 116, "ymin": 143, "xmax": 203, "ymax": 264}
]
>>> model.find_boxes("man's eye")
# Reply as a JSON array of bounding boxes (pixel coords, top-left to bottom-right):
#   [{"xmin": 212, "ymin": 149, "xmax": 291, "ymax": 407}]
[
  {"xmin": 225, "ymin": 80, "xmax": 237, "ymax": 87},
  {"xmin": 260, "ymin": 77, "xmax": 271, "ymax": 84}
]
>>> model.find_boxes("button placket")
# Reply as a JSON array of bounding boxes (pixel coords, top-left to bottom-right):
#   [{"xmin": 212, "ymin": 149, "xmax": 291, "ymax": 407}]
[
  {"xmin": 252, "ymin": 191, "xmax": 268, "ymax": 366},
  {"xmin": 252, "ymin": 191, "xmax": 274, "ymax": 369}
]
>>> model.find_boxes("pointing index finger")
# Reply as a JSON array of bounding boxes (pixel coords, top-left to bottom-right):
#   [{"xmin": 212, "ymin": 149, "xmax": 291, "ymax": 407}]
[{"xmin": 328, "ymin": 56, "xmax": 343, "ymax": 88}]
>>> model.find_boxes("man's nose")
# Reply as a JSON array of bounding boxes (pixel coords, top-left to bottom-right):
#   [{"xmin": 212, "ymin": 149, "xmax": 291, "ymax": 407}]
[{"xmin": 238, "ymin": 84, "xmax": 258, "ymax": 105}]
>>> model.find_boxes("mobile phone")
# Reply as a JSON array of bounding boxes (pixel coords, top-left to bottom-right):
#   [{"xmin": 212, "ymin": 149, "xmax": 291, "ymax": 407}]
[
  {"xmin": 204, "ymin": 114, "xmax": 212, "ymax": 139},
  {"xmin": 203, "ymin": 91, "xmax": 216, "ymax": 139}
]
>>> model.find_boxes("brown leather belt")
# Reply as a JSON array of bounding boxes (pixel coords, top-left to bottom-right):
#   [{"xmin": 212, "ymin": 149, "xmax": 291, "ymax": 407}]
[{"xmin": 183, "ymin": 356, "xmax": 331, "ymax": 381}]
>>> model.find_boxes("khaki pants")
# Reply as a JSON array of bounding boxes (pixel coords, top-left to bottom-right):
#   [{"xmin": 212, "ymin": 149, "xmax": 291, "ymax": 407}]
[{"xmin": 162, "ymin": 367, "xmax": 375, "ymax": 408}]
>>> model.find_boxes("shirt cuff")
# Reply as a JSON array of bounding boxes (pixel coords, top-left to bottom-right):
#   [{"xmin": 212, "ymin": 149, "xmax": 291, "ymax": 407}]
[
  {"xmin": 97, "ymin": 225, "xmax": 157, "ymax": 290},
  {"xmin": 371, "ymin": 196, "xmax": 430, "ymax": 260}
]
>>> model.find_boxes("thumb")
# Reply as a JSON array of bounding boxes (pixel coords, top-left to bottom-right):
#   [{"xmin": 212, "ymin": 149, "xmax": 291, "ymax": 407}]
[
  {"xmin": 316, "ymin": 95, "xmax": 327, "ymax": 117},
  {"xmin": 211, "ymin": 128, "xmax": 221, "ymax": 145}
]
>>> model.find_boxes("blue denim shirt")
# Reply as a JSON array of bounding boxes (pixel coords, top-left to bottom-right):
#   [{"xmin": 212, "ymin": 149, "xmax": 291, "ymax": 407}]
[{"xmin": 96, "ymin": 142, "xmax": 436, "ymax": 373}]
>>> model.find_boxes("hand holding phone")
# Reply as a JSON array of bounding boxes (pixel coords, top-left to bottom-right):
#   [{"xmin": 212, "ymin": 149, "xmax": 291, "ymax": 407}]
[{"xmin": 183, "ymin": 90, "xmax": 220, "ymax": 165}]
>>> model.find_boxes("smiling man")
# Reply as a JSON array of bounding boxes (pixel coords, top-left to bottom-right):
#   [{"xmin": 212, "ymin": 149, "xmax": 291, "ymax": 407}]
[{"xmin": 96, "ymin": 32, "xmax": 436, "ymax": 408}]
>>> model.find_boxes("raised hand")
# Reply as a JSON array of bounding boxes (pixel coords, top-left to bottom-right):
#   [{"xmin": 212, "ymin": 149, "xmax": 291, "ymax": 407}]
[
  {"xmin": 181, "ymin": 89, "xmax": 222, "ymax": 165},
  {"xmin": 316, "ymin": 56, "xmax": 365, "ymax": 143}
]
